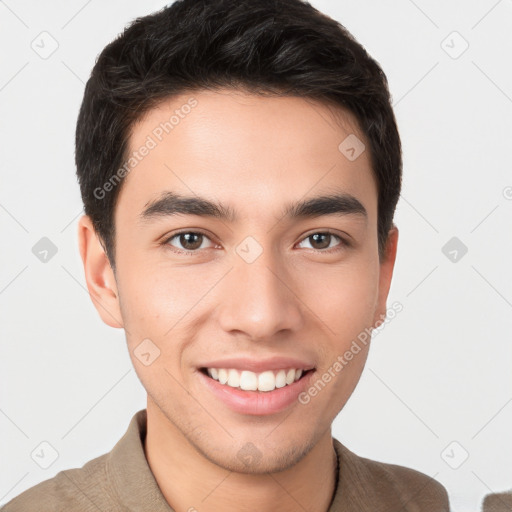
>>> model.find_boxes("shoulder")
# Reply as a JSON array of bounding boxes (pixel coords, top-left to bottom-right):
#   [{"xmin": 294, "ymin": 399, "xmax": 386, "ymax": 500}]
[
  {"xmin": 333, "ymin": 438, "xmax": 450, "ymax": 512},
  {"xmin": 0, "ymin": 452, "xmax": 116, "ymax": 512},
  {"xmin": 482, "ymin": 491, "xmax": 512, "ymax": 512},
  {"xmin": 361, "ymin": 456, "xmax": 450, "ymax": 510}
]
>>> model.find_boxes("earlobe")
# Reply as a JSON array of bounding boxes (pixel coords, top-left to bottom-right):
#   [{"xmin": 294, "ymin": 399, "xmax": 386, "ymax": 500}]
[
  {"xmin": 77, "ymin": 215, "xmax": 124, "ymax": 329},
  {"xmin": 373, "ymin": 226, "xmax": 399, "ymax": 327}
]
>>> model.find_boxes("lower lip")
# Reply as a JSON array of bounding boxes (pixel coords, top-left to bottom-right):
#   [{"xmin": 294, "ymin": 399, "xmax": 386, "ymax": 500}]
[{"xmin": 198, "ymin": 370, "xmax": 315, "ymax": 416}]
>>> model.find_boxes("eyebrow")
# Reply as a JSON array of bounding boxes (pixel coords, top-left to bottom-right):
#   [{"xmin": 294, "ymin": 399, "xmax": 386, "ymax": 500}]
[{"xmin": 139, "ymin": 191, "xmax": 367, "ymax": 224}]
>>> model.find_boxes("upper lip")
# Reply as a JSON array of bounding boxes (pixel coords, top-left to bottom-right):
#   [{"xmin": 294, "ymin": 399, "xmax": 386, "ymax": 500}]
[{"xmin": 199, "ymin": 356, "xmax": 316, "ymax": 373}]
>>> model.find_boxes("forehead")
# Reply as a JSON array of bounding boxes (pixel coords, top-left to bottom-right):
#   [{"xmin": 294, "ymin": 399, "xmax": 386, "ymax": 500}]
[{"xmin": 117, "ymin": 88, "xmax": 377, "ymax": 225}]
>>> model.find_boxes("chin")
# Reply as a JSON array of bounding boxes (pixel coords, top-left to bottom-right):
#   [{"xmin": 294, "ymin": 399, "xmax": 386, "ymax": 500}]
[
  {"xmin": 201, "ymin": 441, "xmax": 314, "ymax": 474},
  {"xmin": 188, "ymin": 427, "xmax": 320, "ymax": 475}
]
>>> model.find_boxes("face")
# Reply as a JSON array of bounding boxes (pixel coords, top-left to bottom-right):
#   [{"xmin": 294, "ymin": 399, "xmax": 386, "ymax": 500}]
[{"xmin": 80, "ymin": 88, "xmax": 397, "ymax": 474}]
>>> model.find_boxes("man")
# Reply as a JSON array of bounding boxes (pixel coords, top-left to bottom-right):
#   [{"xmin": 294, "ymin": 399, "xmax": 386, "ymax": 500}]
[{"xmin": 2, "ymin": 0, "xmax": 450, "ymax": 510}]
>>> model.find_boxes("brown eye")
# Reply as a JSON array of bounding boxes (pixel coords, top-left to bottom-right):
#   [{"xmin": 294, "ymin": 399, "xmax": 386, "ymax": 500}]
[
  {"xmin": 297, "ymin": 232, "xmax": 346, "ymax": 252},
  {"xmin": 309, "ymin": 233, "xmax": 331, "ymax": 250},
  {"xmin": 166, "ymin": 231, "xmax": 213, "ymax": 252},
  {"xmin": 179, "ymin": 233, "xmax": 203, "ymax": 250}
]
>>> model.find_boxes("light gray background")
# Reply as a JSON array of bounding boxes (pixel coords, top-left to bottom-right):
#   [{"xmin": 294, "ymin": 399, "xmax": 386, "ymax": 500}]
[{"xmin": 1, "ymin": 1, "xmax": 511, "ymax": 511}]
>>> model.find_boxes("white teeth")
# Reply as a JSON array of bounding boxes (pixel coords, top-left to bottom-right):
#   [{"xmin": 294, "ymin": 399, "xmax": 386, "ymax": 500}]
[
  {"xmin": 275, "ymin": 369, "xmax": 286, "ymax": 388},
  {"xmin": 227, "ymin": 369, "xmax": 240, "ymax": 388},
  {"xmin": 240, "ymin": 370, "xmax": 258, "ymax": 391},
  {"xmin": 258, "ymin": 371, "xmax": 276, "ymax": 392},
  {"xmin": 218, "ymin": 368, "xmax": 228, "ymax": 385},
  {"xmin": 205, "ymin": 367, "xmax": 307, "ymax": 392}
]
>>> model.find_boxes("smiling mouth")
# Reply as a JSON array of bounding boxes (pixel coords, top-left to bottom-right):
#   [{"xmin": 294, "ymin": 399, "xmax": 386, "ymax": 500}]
[{"xmin": 200, "ymin": 367, "xmax": 314, "ymax": 392}]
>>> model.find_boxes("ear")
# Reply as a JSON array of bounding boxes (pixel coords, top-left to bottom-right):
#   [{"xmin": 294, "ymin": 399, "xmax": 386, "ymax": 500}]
[
  {"xmin": 77, "ymin": 215, "xmax": 124, "ymax": 328},
  {"xmin": 372, "ymin": 226, "xmax": 399, "ymax": 327}
]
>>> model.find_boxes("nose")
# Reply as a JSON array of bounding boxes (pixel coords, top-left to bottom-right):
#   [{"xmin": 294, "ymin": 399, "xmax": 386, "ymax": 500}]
[{"xmin": 216, "ymin": 242, "xmax": 304, "ymax": 342}]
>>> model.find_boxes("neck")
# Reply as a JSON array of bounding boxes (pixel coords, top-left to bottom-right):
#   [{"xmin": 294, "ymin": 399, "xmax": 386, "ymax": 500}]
[{"xmin": 144, "ymin": 400, "xmax": 339, "ymax": 512}]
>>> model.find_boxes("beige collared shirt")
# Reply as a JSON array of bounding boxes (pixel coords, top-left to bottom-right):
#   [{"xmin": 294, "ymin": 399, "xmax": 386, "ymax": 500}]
[{"xmin": 1, "ymin": 409, "xmax": 450, "ymax": 511}]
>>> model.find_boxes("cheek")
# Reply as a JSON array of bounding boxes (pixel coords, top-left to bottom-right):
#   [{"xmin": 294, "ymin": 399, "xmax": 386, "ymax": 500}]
[
  {"xmin": 297, "ymin": 256, "xmax": 379, "ymax": 343},
  {"xmin": 117, "ymin": 276, "xmax": 164, "ymax": 338},
  {"xmin": 115, "ymin": 255, "xmax": 176, "ymax": 344},
  {"xmin": 115, "ymin": 254, "xmax": 217, "ymax": 346}
]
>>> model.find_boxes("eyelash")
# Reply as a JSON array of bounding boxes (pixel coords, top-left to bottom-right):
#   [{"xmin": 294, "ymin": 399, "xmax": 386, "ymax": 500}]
[{"xmin": 162, "ymin": 229, "xmax": 350, "ymax": 256}]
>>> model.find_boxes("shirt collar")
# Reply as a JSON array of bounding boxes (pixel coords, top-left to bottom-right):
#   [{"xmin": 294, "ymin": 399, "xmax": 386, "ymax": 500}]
[{"xmin": 105, "ymin": 408, "xmax": 173, "ymax": 511}]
